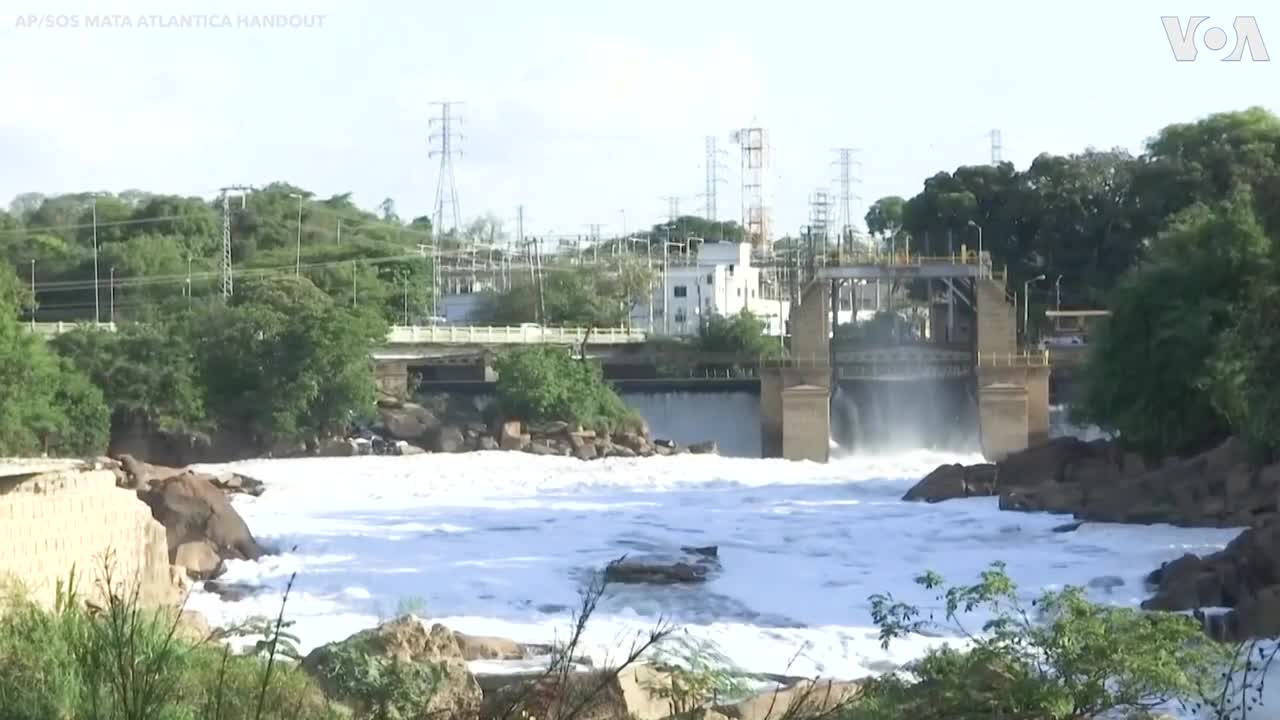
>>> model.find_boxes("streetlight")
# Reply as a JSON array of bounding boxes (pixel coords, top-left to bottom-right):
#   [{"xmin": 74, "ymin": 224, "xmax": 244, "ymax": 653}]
[
  {"xmin": 289, "ymin": 192, "xmax": 304, "ymax": 276},
  {"xmin": 1055, "ymin": 274, "xmax": 1063, "ymax": 311},
  {"xmin": 1024, "ymin": 274, "xmax": 1045, "ymax": 345},
  {"xmin": 966, "ymin": 220, "xmax": 983, "ymax": 275}
]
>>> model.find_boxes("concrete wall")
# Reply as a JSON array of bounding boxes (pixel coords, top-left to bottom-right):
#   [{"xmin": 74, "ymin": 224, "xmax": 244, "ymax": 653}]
[
  {"xmin": 0, "ymin": 468, "xmax": 173, "ymax": 610},
  {"xmin": 976, "ymin": 277, "xmax": 1016, "ymax": 356},
  {"xmin": 760, "ymin": 367, "xmax": 832, "ymax": 458},
  {"xmin": 978, "ymin": 384, "xmax": 1029, "ymax": 462},
  {"xmin": 782, "ymin": 385, "xmax": 830, "ymax": 462},
  {"xmin": 978, "ymin": 365, "xmax": 1051, "ymax": 447},
  {"xmin": 789, "ymin": 280, "xmax": 830, "ymax": 363}
]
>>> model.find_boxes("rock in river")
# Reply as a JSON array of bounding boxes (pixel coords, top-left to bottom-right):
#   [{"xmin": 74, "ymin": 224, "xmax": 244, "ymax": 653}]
[{"xmin": 604, "ymin": 545, "xmax": 721, "ymax": 585}]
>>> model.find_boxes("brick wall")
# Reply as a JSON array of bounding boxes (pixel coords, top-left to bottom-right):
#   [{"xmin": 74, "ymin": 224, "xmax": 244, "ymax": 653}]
[{"xmin": 0, "ymin": 468, "xmax": 173, "ymax": 609}]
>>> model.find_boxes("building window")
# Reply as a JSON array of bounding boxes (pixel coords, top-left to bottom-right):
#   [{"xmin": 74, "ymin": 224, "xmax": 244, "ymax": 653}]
[
  {"xmin": 737, "ymin": 288, "xmax": 742, "ymax": 297},
  {"xmin": 674, "ymin": 285, "xmax": 688, "ymax": 298},
  {"xmin": 751, "ymin": 289, "xmax": 756, "ymax": 298},
  {"xmin": 675, "ymin": 308, "xmax": 687, "ymax": 324},
  {"xmin": 705, "ymin": 273, "xmax": 714, "ymax": 284}
]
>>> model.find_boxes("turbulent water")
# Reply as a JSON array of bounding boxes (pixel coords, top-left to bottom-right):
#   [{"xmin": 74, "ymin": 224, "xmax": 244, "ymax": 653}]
[{"xmin": 190, "ymin": 449, "xmax": 1239, "ymax": 682}]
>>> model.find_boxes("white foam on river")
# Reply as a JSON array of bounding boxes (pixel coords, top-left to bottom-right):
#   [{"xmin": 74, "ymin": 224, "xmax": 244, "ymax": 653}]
[{"xmin": 184, "ymin": 449, "xmax": 1251, "ymax": 692}]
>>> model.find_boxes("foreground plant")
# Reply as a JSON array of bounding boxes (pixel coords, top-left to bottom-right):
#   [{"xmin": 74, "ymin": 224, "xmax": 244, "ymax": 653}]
[{"xmin": 856, "ymin": 562, "xmax": 1230, "ymax": 720}]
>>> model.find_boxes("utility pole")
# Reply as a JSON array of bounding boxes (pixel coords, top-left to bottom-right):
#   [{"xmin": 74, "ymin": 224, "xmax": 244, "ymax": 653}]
[
  {"xmin": 534, "ymin": 237, "xmax": 546, "ymax": 324},
  {"xmin": 91, "ymin": 196, "xmax": 101, "ymax": 324},
  {"xmin": 219, "ymin": 186, "xmax": 252, "ymax": 299},
  {"xmin": 186, "ymin": 256, "xmax": 192, "ymax": 308},
  {"xmin": 109, "ymin": 267, "xmax": 115, "ymax": 323},
  {"xmin": 662, "ymin": 225, "xmax": 670, "ymax": 335},
  {"xmin": 352, "ymin": 260, "xmax": 358, "ymax": 309},
  {"xmin": 336, "ymin": 219, "xmax": 342, "ymax": 245},
  {"xmin": 1055, "ymin": 274, "xmax": 1063, "ymax": 311},
  {"xmin": 29, "ymin": 259, "xmax": 35, "ymax": 329},
  {"xmin": 289, "ymin": 192, "xmax": 304, "ymax": 276},
  {"xmin": 403, "ymin": 277, "xmax": 409, "ymax": 325}
]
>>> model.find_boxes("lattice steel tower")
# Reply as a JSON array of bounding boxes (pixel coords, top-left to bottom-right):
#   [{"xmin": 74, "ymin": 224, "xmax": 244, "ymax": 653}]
[
  {"xmin": 702, "ymin": 136, "xmax": 728, "ymax": 222},
  {"xmin": 832, "ymin": 147, "xmax": 863, "ymax": 253},
  {"xmin": 990, "ymin": 128, "xmax": 1003, "ymax": 164},
  {"xmin": 731, "ymin": 127, "xmax": 769, "ymax": 249},
  {"xmin": 218, "ymin": 185, "xmax": 251, "ymax": 299},
  {"xmin": 430, "ymin": 101, "xmax": 464, "ymax": 235}
]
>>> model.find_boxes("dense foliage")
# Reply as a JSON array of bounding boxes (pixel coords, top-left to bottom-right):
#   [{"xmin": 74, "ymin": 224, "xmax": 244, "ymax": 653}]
[
  {"xmin": 49, "ymin": 276, "xmax": 387, "ymax": 452},
  {"xmin": 2, "ymin": 183, "xmax": 436, "ymax": 326},
  {"xmin": 854, "ymin": 564, "xmax": 1237, "ymax": 720},
  {"xmin": 1072, "ymin": 110, "xmax": 1280, "ymax": 459},
  {"xmin": 0, "ymin": 270, "xmax": 110, "ymax": 456},
  {"xmin": 475, "ymin": 260, "xmax": 654, "ymax": 328},
  {"xmin": 695, "ymin": 308, "xmax": 782, "ymax": 357},
  {"xmin": 493, "ymin": 347, "xmax": 640, "ymax": 433}
]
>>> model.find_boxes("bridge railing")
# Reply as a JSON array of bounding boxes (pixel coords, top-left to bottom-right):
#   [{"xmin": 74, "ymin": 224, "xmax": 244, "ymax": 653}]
[
  {"xmin": 976, "ymin": 350, "xmax": 1051, "ymax": 367},
  {"xmin": 28, "ymin": 321, "xmax": 117, "ymax": 337},
  {"xmin": 386, "ymin": 325, "xmax": 648, "ymax": 345}
]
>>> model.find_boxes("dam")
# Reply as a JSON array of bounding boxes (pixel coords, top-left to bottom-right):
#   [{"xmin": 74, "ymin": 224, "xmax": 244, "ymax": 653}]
[{"xmin": 761, "ymin": 250, "xmax": 1050, "ymax": 463}]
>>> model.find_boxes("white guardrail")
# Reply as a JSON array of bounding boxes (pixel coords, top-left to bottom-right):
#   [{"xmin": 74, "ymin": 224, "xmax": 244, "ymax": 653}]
[
  {"xmin": 27, "ymin": 322, "xmax": 648, "ymax": 346},
  {"xmin": 385, "ymin": 325, "xmax": 648, "ymax": 345}
]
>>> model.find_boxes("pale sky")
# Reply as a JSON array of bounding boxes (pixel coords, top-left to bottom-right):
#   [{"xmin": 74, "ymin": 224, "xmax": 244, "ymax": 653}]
[{"xmin": 1, "ymin": 0, "xmax": 1275, "ymax": 239}]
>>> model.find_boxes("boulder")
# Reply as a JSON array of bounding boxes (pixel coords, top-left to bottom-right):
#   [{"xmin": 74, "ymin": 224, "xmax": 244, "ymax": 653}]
[
  {"xmin": 481, "ymin": 664, "xmax": 674, "ymax": 720},
  {"xmin": 117, "ymin": 453, "xmax": 183, "ymax": 491},
  {"xmin": 428, "ymin": 425, "xmax": 466, "ymax": 453},
  {"xmin": 174, "ymin": 540, "xmax": 224, "ymax": 580},
  {"xmin": 499, "ymin": 421, "xmax": 527, "ymax": 451},
  {"xmin": 689, "ymin": 441, "xmax": 719, "ymax": 455},
  {"xmin": 378, "ymin": 402, "xmax": 441, "ymax": 441},
  {"xmin": 717, "ymin": 679, "xmax": 861, "ymax": 720},
  {"xmin": 203, "ymin": 579, "xmax": 266, "ymax": 602},
  {"xmin": 614, "ymin": 432, "xmax": 649, "ymax": 455},
  {"xmin": 527, "ymin": 442, "xmax": 558, "ymax": 456},
  {"xmin": 453, "ymin": 632, "xmax": 526, "ymax": 661},
  {"xmin": 902, "ymin": 463, "xmax": 996, "ymax": 502},
  {"xmin": 604, "ymin": 546, "xmax": 721, "ymax": 585},
  {"xmin": 398, "ymin": 441, "xmax": 426, "ymax": 456},
  {"xmin": 138, "ymin": 470, "xmax": 267, "ymax": 570},
  {"xmin": 529, "ymin": 420, "xmax": 570, "ymax": 436},
  {"xmin": 303, "ymin": 616, "xmax": 481, "ymax": 719},
  {"xmin": 574, "ymin": 443, "xmax": 599, "ymax": 461},
  {"xmin": 315, "ymin": 438, "xmax": 358, "ymax": 457},
  {"xmin": 478, "ymin": 436, "xmax": 500, "ymax": 451}
]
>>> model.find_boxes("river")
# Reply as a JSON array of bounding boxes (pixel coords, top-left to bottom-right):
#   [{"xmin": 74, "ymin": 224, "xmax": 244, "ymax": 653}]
[{"xmin": 189, "ymin": 447, "xmax": 1238, "ymax": 682}]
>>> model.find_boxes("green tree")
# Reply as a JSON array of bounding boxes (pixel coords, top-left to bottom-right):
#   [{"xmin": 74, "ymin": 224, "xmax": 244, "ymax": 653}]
[
  {"xmin": 493, "ymin": 347, "xmax": 638, "ymax": 432},
  {"xmin": 1078, "ymin": 195, "xmax": 1271, "ymax": 459},
  {"xmin": 477, "ymin": 261, "xmax": 654, "ymax": 328},
  {"xmin": 50, "ymin": 322, "xmax": 206, "ymax": 439},
  {"xmin": 864, "ymin": 196, "xmax": 906, "ymax": 245},
  {"xmin": 696, "ymin": 309, "xmax": 779, "ymax": 357},
  {"xmin": 0, "ymin": 270, "xmax": 109, "ymax": 455},
  {"xmin": 188, "ymin": 275, "xmax": 386, "ymax": 448}
]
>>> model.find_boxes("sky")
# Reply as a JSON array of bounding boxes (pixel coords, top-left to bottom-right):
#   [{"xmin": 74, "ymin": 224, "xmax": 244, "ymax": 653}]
[{"xmin": 0, "ymin": 0, "xmax": 1276, "ymax": 239}]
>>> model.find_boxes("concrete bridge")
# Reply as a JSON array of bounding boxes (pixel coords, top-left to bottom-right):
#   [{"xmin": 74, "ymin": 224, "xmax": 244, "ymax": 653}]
[{"xmin": 760, "ymin": 250, "xmax": 1052, "ymax": 464}]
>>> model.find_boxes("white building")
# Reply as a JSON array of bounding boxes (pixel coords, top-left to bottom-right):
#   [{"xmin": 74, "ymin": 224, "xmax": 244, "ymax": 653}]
[{"xmin": 631, "ymin": 240, "xmax": 790, "ymax": 337}]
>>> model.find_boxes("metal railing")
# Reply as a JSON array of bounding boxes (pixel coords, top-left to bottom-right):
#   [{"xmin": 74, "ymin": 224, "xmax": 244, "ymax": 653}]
[
  {"xmin": 976, "ymin": 350, "xmax": 1051, "ymax": 367},
  {"xmin": 27, "ymin": 321, "xmax": 648, "ymax": 346},
  {"xmin": 385, "ymin": 325, "xmax": 648, "ymax": 345},
  {"xmin": 28, "ymin": 321, "xmax": 118, "ymax": 337}
]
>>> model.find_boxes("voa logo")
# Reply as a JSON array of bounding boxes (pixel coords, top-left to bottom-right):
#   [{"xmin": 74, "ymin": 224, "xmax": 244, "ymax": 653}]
[{"xmin": 1161, "ymin": 16, "xmax": 1270, "ymax": 61}]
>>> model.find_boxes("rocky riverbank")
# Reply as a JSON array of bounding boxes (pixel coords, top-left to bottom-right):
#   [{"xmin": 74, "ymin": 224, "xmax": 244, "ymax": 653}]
[
  {"xmin": 906, "ymin": 436, "xmax": 1280, "ymax": 641},
  {"xmin": 361, "ymin": 398, "xmax": 718, "ymax": 460}
]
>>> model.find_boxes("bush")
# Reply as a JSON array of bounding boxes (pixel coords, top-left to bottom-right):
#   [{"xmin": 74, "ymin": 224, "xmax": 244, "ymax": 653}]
[
  {"xmin": 0, "ymin": 564, "xmax": 340, "ymax": 720},
  {"xmin": 494, "ymin": 347, "xmax": 641, "ymax": 433},
  {"xmin": 853, "ymin": 563, "xmax": 1231, "ymax": 720}
]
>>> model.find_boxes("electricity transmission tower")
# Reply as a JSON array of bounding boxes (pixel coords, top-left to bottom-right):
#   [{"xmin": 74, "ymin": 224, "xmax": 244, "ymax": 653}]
[
  {"xmin": 429, "ymin": 100, "xmax": 463, "ymax": 314},
  {"xmin": 990, "ymin": 129, "xmax": 1003, "ymax": 164},
  {"xmin": 832, "ymin": 147, "xmax": 863, "ymax": 255},
  {"xmin": 701, "ymin": 136, "xmax": 728, "ymax": 222},
  {"xmin": 430, "ymin": 101, "xmax": 464, "ymax": 235},
  {"xmin": 219, "ymin": 185, "xmax": 252, "ymax": 299}
]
